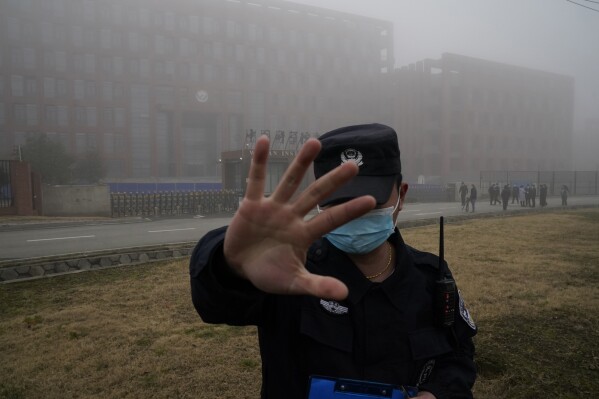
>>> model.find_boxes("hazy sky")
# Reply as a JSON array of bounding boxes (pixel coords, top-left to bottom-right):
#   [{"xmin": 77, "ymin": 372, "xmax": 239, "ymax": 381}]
[{"xmin": 288, "ymin": 0, "xmax": 599, "ymax": 130}]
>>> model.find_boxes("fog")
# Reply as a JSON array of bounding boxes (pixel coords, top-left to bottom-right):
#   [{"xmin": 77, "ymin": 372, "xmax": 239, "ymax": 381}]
[{"xmin": 290, "ymin": 0, "xmax": 599, "ymax": 130}]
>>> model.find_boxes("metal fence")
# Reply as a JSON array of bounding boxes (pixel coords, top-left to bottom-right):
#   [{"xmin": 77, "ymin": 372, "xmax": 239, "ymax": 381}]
[
  {"xmin": 0, "ymin": 160, "xmax": 13, "ymax": 208},
  {"xmin": 110, "ymin": 190, "xmax": 242, "ymax": 218},
  {"xmin": 480, "ymin": 171, "xmax": 599, "ymax": 196}
]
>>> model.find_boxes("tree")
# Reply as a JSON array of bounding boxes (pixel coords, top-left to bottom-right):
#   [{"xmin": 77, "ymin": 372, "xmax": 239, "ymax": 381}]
[
  {"xmin": 21, "ymin": 134, "xmax": 74, "ymax": 185},
  {"xmin": 73, "ymin": 150, "xmax": 106, "ymax": 184}
]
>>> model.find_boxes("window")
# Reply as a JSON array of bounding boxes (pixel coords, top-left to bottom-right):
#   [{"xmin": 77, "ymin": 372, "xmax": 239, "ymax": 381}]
[
  {"xmin": 226, "ymin": 20, "xmax": 235, "ymax": 39},
  {"xmin": 165, "ymin": 61, "xmax": 175, "ymax": 80},
  {"xmin": 102, "ymin": 81, "xmax": 113, "ymax": 101},
  {"xmin": 140, "ymin": 9, "xmax": 151, "ymax": 28},
  {"xmin": 113, "ymin": 57, "xmax": 123, "ymax": 75},
  {"xmin": 57, "ymin": 106, "xmax": 69, "ymax": 126},
  {"xmin": 155, "ymin": 35, "xmax": 165, "ymax": 54},
  {"xmin": 140, "ymin": 59, "xmax": 150, "ymax": 78},
  {"xmin": 114, "ymin": 83, "xmax": 124, "ymax": 99},
  {"xmin": 86, "ymin": 107, "xmax": 97, "ymax": 127},
  {"xmin": 101, "ymin": 29, "xmax": 111, "ymax": 49},
  {"xmin": 11, "ymin": 75, "xmax": 24, "ymax": 97},
  {"xmin": 104, "ymin": 133, "xmax": 114, "ymax": 153},
  {"xmin": 128, "ymin": 32, "xmax": 139, "ymax": 51},
  {"xmin": 103, "ymin": 108, "xmax": 113, "ymax": 126},
  {"xmin": 55, "ymin": 51, "xmax": 67, "ymax": 72},
  {"xmin": 14, "ymin": 104, "xmax": 26, "ymax": 124},
  {"xmin": 45, "ymin": 105, "xmax": 57, "ymax": 125},
  {"xmin": 165, "ymin": 12, "xmax": 175, "ymax": 31},
  {"xmin": 114, "ymin": 107, "xmax": 125, "ymax": 128},
  {"xmin": 44, "ymin": 77, "xmax": 56, "ymax": 98},
  {"xmin": 56, "ymin": 79, "xmax": 67, "ymax": 97},
  {"xmin": 76, "ymin": 133, "xmax": 87, "ymax": 153},
  {"xmin": 25, "ymin": 104, "xmax": 37, "ymax": 126},
  {"xmin": 25, "ymin": 78, "xmax": 37, "ymax": 96},
  {"xmin": 72, "ymin": 26, "xmax": 83, "ymax": 47},
  {"xmin": 189, "ymin": 15, "xmax": 199, "ymax": 34},
  {"xmin": 74, "ymin": 80, "xmax": 85, "ymax": 100},
  {"xmin": 84, "ymin": 54, "xmax": 95, "ymax": 74},
  {"xmin": 129, "ymin": 59, "xmax": 139, "ymax": 76},
  {"xmin": 11, "ymin": 48, "xmax": 23, "ymax": 69},
  {"xmin": 23, "ymin": 48, "xmax": 36, "ymax": 69},
  {"xmin": 74, "ymin": 106, "xmax": 86, "ymax": 125},
  {"xmin": 7, "ymin": 17, "xmax": 21, "ymax": 40},
  {"xmin": 85, "ymin": 81, "xmax": 96, "ymax": 99},
  {"xmin": 256, "ymin": 47, "xmax": 265, "ymax": 65}
]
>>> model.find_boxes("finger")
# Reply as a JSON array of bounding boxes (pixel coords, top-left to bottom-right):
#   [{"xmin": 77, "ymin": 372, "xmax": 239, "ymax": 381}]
[
  {"xmin": 293, "ymin": 161, "xmax": 360, "ymax": 216},
  {"xmin": 305, "ymin": 195, "xmax": 376, "ymax": 239},
  {"xmin": 270, "ymin": 138, "xmax": 321, "ymax": 204},
  {"xmin": 244, "ymin": 135, "xmax": 270, "ymax": 201},
  {"xmin": 292, "ymin": 273, "xmax": 349, "ymax": 301}
]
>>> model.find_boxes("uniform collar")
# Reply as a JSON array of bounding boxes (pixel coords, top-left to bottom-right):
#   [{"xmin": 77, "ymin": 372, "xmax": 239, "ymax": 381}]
[{"xmin": 319, "ymin": 229, "xmax": 414, "ymax": 305}]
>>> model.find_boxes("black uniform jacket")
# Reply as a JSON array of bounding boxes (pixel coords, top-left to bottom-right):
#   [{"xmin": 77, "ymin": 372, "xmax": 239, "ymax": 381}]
[{"xmin": 190, "ymin": 227, "xmax": 477, "ymax": 399}]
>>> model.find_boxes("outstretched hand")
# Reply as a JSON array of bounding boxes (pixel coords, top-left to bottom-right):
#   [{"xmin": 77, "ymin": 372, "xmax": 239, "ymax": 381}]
[{"xmin": 223, "ymin": 135, "xmax": 376, "ymax": 300}]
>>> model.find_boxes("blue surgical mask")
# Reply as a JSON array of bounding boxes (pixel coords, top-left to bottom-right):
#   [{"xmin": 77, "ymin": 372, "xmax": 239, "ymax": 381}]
[{"xmin": 322, "ymin": 197, "xmax": 400, "ymax": 254}]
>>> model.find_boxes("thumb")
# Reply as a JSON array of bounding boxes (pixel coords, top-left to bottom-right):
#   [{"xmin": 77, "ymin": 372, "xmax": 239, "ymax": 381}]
[{"xmin": 292, "ymin": 274, "xmax": 349, "ymax": 301}]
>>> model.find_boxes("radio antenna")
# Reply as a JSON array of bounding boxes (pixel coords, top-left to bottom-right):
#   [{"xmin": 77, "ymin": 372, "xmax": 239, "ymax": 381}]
[{"xmin": 439, "ymin": 216, "xmax": 444, "ymax": 278}]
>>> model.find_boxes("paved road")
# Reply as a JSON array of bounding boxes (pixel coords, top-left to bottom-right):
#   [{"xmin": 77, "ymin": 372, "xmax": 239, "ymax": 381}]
[{"xmin": 1, "ymin": 195, "xmax": 597, "ymax": 261}]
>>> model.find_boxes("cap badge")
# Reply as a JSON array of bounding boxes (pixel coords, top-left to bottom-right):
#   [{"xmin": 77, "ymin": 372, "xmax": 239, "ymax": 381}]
[{"xmin": 340, "ymin": 148, "xmax": 363, "ymax": 167}]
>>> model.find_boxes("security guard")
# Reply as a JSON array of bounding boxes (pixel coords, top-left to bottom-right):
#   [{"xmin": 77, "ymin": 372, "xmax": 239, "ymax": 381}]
[{"xmin": 190, "ymin": 124, "xmax": 477, "ymax": 399}]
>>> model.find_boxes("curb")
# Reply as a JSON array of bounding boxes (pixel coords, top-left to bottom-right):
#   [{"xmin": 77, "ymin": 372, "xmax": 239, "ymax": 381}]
[{"xmin": 0, "ymin": 242, "xmax": 195, "ymax": 283}]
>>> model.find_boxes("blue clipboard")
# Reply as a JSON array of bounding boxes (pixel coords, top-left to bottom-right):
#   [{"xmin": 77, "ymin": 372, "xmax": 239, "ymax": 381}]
[{"xmin": 307, "ymin": 375, "xmax": 418, "ymax": 399}]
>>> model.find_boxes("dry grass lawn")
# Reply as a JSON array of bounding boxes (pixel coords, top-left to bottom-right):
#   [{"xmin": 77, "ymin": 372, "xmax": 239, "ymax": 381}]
[{"xmin": 1, "ymin": 208, "xmax": 598, "ymax": 398}]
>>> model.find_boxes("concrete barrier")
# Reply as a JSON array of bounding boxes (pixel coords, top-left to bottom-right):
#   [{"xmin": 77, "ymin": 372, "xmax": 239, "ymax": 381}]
[{"xmin": 42, "ymin": 184, "xmax": 110, "ymax": 216}]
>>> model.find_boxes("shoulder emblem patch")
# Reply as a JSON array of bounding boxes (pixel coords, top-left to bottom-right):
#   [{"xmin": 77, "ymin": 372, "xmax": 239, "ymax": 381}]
[
  {"xmin": 458, "ymin": 290, "xmax": 476, "ymax": 330},
  {"xmin": 319, "ymin": 299, "xmax": 349, "ymax": 315}
]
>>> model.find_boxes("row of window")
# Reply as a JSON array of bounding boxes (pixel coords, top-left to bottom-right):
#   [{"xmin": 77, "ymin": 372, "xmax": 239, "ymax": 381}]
[
  {"xmin": 2, "ymin": 45, "xmax": 378, "ymax": 79},
  {"xmin": 6, "ymin": 1, "xmax": 384, "ymax": 53},
  {"xmin": 6, "ymin": 104, "xmax": 126, "ymax": 129}
]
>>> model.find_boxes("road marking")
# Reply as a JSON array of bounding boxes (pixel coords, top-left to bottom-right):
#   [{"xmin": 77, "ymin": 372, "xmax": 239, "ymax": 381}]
[
  {"xmin": 27, "ymin": 235, "xmax": 95, "ymax": 242},
  {"xmin": 415, "ymin": 212, "xmax": 442, "ymax": 216},
  {"xmin": 148, "ymin": 228, "xmax": 196, "ymax": 233},
  {"xmin": 439, "ymin": 207, "xmax": 457, "ymax": 210}
]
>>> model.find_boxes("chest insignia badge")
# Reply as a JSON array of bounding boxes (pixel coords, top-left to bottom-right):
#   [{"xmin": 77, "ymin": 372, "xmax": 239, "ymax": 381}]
[{"xmin": 319, "ymin": 299, "xmax": 348, "ymax": 315}]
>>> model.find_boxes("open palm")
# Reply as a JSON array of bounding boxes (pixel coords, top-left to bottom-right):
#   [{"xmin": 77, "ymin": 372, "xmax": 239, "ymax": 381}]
[{"xmin": 223, "ymin": 135, "xmax": 376, "ymax": 300}]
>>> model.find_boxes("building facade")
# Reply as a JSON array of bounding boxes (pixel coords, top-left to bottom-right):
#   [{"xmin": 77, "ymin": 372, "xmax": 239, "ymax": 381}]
[
  {"xmin": 394, "ymin": 53, "xmax": 575, "ymax": 184},
  {"xmin": 0, "ymin": 0, "xmax": 394, "ymax": 181}
]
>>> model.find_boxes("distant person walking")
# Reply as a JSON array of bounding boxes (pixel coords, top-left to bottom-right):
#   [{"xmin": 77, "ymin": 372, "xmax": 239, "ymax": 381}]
[
  {"xmin": 519, "ymin": 185, "xmax": 526, "ymax": 207},
  {"xmin": 501, "ymin": 184, "xmax": 511, "ymax": 211},
  {"xmin": 511, "ymin": 184, "xmax": 518, "ymax": 204},
  {"xmin": 459, "ymin": 182, "xmax": 469, "ymax": 208},
  {"xmin": 540, "ymin": 184, "xmax": 548, "ymax": 207},
  {"xmin": 470, "ymin": 184, "xmax": 478, "ymax": 213},
  {"xmin": 561, "ymin": 185, "xmax": 569, "ymax": 206}
]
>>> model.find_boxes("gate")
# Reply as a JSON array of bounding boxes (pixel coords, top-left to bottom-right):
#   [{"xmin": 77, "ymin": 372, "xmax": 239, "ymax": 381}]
[{"xmin": 0, "ymin": 160, "xmax": 13, "ymax": 208}]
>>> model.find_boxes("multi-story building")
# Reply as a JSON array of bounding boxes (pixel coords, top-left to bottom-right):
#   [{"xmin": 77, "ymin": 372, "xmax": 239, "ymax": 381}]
[
  {"xmin": 573, "ymin": 118, "xmax": 599, "ymax": 171},
  {"xmin": 394, "ymin": 53, "xmax": 575, "ymax": 184},
  {"xmin": 0, "ymin": 0, "xmax": 394, "ymax": 182}
]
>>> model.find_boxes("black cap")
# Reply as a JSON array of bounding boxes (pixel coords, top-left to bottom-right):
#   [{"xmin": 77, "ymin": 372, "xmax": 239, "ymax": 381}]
[{"xmin": 314, "ymin": 123, "xmax": 401, "ymax": 206}]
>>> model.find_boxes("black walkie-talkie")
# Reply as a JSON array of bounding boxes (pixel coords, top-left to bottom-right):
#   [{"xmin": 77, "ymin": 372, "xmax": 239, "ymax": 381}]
[{"xmin": 435, "ymin": 216, "xmax": 456, "ymax": 328}]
